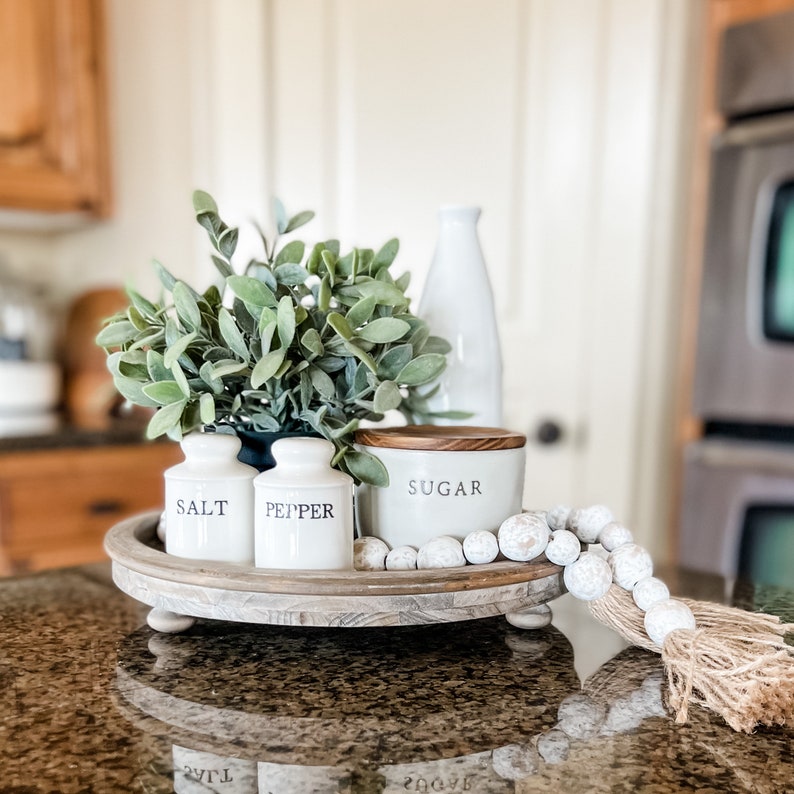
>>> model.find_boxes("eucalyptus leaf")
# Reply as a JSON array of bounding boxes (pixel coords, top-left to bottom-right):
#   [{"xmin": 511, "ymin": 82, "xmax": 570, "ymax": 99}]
[
  {"xmin": 373, "ymin": 380, "xmax": 401, "ymax": 413},
  {"xmin": 273, "ymin": 197, "xmax": 288, "ymax": 234},
  {"xmin": 142, "ymin": 380, "xmax": 186, "ymax": 406},
  {"xmin": 209, "ymin": 360, "xmax": 248, "ymax": 379},
  {"xmin": 299, "ymin": 370, "xmax": 312, "ymax": 411},
  {"xmin": 371, "ymin": 238, "xmax": 399, "ymax": 273},
  {"xmin": 199, "ymin": 361, "xmax": 224, "ymax": 394},
  {"xmin": 277, "ymin": 295, "xmax": 296, "ymax": 348},
  {"xmin": 192, "ymin": 189, "xmax": 218, "ymax": 214},
  {"xmin": 153, "ymin": 259, "xmax": 177, "ymax": 291},
  {"xmin": 163, "ymin": 331, "xmax": 197, "ymax": 369},
  {"xmin": 251, "ymin": 348, "xmax": 286, "ymax": 388},
  {"xmin": 318, "ymin": 275, "xmax": 331, "ymax": 311},
  {"xmin": 274, "ymin": 240, "xmax": 306, "ymax": 267},
  {"xmin": 211, "ymin": 255, "xmax": 233, "ymax": 279},
  {"xmin": 146, "ymin": 400, "xmax": 187, "ymax": 440},
  {"xmin": 394, "ymin": 271, "xmax": 411, "ymax": 293},
  {"xmin": 321, "ymin": 249, "xmax": 337, "ymax": 286},
  {"xmin": 218, "ymin": 227, "xmax": 239, "ymax": 259},
  {"xmin": 146, "ymin": 350, "xmax": 171, "ymax": 381},
  {"xmin": 199, "ymin": 392, "xmax": 216, "ymax": 424},
  {"xmin": 309, "ymin": 365, "xmax": 336, "ymax": 400},
  {"xmin": 300, "ymin": 328, "xmax": 324, "ymax": 357},
  {"xmin": 344, "ymin": 341, "xmax": 378, "ymax": 374},
  {"xmin": 170, "ymin": 361, "xmax": 191, "ymax": 398},
  {"xmin": 357, "ymin": 317, "xmax": 410, "ymax": 343},
  {"xmin": 227, "ymin": 275, "xmax": 278, "ymax": 308},
  {"xmin": 355, "ymin": 280, "xmax": 409, "ymax": 307},
  {"xmin": 261, "ymin": 320, "xmax": 277, "ymax": 354},
  {"xmin": 327, "ymin": 312, "xmax": 353, "ymax": 341},
  {"xmin": 218, "ymin": 308, "xmax": 250, "ymax": 362},
  {"xmin": 396, "ymin": 353, "xmax": 446, "ymax": 386},
  {"xmin": 284, "ymin": 210, "xmax": 315, "ymax": 233},
  {"xmin": 126, "ymin": 287, "xmax": 158, "ymax": 320},
  {"xmin": 377, "ymin": 343, "xmax": 413, "ymax": 380},
  {"xmin": 251, "ymin": 413, "xmax": 281, "ymax": 432},
  {"xmin": 345, "ymin": 295, "xmax": 377, "ymax": 329},
  {"xmin": 274, "ymin": 262, "xmax": 310, "ymax": 286},
  {"xmin": 173, "ymin": 282, "xmax": 202, "ymax": 332},
  {"xmin": 117, "ymin": 354, "xmax": 148, "ymax": 379},
  {"xmin": 344, "ymin": 450, "xmax": 389, "ymax": 487},
  {"xmin": 421, "ymin": 335, "xmax": 453, "ymax": 355},
  {"xmin": 113, "ymin": 374, "xmax": 160, "ymax": 408},
  {"xmin": 96, "ymin": 321, "xmax": 138, "ymax": 348}
]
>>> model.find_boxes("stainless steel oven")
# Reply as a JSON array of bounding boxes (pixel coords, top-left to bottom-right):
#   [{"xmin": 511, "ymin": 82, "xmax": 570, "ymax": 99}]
[{"xmin": 681, "ymin": 10, "xmax": 794, "ymax": 588}]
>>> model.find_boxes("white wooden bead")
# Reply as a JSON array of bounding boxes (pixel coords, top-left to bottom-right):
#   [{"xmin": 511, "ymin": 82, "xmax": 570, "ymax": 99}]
[
  {"xmin": 598, "ymin": 521, "xmax": 633, "ymax": 552},
  {"xmin": 544, "ymin": 529, "xmax": 581, "ymax": 566},
  {"xmin": 566, "ymin": 504, "xmax": 614, "ymax": 544},
  {"xmin": 632, "ymin": 576, "xmax": 670, "ymax": 611},
  {"xmin": 417, "ymin": 536, "xmax": 466, "ymax": 569},
  {"xmin": 536, "ymin": 729, "xmax": 570, "ymax": 764},
  {"xmin": 385, "ymin": 545, "xmax": 418, "ymax": 570},
  {"xmin": 156, "ymin": 510, "xmax": 167, "ymax": 543},
  {"xmin": 463, "ymin": 529, "xmax": 499, "ymax": 564},
  {"xmin": 608, "ymin": 543, "xmax": 653, "ymax": 591},
  {"xmin": 563, "ymin": 552, "xmax": 612, "ymax": 601},
  {"xmin": 491, "ymin": 744, "xmax": 539, "ymax": 780},
  {"xmin": 498, "ymin": 513, "xmax": 550, "ymax": 562},
  {"xmin": 545, "ymin": 504, "xmax": 571, "ymax": 532},
  {"xmin": 556, "ymin": 693, "xmax": 606, "ymax": 740},
  {"xmin": 353, "ymin": 536, "xmax": 390, "ymax": 571},
  {"xmin": 644, "ymin": 599, "xmax": 696, "ymax": 646}
]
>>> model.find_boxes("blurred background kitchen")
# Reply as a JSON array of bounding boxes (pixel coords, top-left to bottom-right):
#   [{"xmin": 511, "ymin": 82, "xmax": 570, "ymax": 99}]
[{"xmin": 0, "ymin": 0, "xmax": 791, "ymax": 586}]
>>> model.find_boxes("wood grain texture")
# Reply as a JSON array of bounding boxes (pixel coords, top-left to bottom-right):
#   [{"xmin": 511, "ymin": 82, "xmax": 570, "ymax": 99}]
[
  {"xmin": 354, "ymin": 425, "xmax": 527, "ymax": 451},
  {"xmin": 0, "ymin": 443, "xmax": 181, "ymax": 574},
  {"xmin": 106, "ymin": 512, "xmax": 565, "ymax": 628},
  {"xmin": 0, "ymin": 0, "xmax": 111, "ymax": 214}
]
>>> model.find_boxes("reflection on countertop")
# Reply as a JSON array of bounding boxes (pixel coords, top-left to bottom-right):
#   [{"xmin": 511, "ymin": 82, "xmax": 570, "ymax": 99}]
[{"xmin": 0, "ymin": 563, "xmax": 791, "ymax": 793}]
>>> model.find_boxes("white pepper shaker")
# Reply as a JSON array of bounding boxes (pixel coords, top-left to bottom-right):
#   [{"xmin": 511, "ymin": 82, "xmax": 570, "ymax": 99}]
[
  {"xmin": 253, "ymin": 437, "xmax": 354, "ymax": 569},
  {"xmin": 164, "ymin": 432, "xmax": 257, "ymax": 564}
]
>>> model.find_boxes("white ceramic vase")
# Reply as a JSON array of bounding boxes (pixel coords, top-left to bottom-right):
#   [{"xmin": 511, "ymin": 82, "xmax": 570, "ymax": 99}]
[
  {"xmin": 164, "ymin": 432, "xmax": 257, "ymax": 564},
  {"xmin": 253, "ymin": 437, "xmax": 354, "ymax": 570},
  {"xmin": 418, "ymin": 205, "xmax": 503, "ymax": 426}
]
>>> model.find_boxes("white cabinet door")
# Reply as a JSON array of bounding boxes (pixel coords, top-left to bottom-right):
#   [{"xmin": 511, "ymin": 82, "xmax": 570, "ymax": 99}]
[{"xmin": 264, "ymin": 0, "xmax": 694, "ymax": 554}]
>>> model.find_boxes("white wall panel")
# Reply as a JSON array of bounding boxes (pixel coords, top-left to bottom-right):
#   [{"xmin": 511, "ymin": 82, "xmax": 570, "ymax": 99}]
[{"xmin": 0, "ymin": 0, "xmax": 695, "ymax": 555}]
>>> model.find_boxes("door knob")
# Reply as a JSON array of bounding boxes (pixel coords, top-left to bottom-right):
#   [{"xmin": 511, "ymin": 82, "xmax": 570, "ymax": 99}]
[{"xmin": 535, "ymin": 420, "xmax": 563, "ymax": 445}]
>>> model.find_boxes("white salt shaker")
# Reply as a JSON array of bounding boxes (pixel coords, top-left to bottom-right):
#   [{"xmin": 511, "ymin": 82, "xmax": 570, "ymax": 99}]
[
  {"xmin": 253, "ymin": 437, "xmax": 354, "ymax": 569},
  {"xmin": 164, "ymin": 432, "xmax": 257, "ymax": 564}
]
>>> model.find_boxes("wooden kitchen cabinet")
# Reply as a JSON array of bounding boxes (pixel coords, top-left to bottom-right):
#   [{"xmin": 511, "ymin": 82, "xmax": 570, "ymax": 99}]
[
  {"xmin": 0, "ymin": 0, "xmax": 110, "ymax": 215},
  {"xmin": 0, "ymin": 441, "xmax": 181, "ymax": 575}
]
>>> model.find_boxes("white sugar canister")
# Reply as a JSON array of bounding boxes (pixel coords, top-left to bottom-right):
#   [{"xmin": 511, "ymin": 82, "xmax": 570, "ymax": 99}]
[
  {"xmin": 253, "ymin": 437, "xmax": 354, "ymax": 570},
  {"xmin": 164, "ymin": 432, "xmax": 257, "ymax": 564},
  {"xmin": 355, "ymin": 426, "xmax": 526, "ymax": 549}
]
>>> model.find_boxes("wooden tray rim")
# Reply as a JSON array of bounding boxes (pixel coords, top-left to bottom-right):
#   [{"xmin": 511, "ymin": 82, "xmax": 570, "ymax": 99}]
[{"xmin": 104, "ymin": 511, "xmax": 562, "ymax": 597}]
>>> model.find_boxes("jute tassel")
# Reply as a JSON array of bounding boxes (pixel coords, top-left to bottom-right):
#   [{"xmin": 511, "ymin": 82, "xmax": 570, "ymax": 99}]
[{"xmin": 588, "ymin": 585, "xmax": 794, "ymax": 733}]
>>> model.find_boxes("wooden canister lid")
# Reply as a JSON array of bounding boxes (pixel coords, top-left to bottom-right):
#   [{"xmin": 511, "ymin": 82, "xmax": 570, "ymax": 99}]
[{"xmin": 354, "ymin": 425, "xmax": 526, "ymax": 451}]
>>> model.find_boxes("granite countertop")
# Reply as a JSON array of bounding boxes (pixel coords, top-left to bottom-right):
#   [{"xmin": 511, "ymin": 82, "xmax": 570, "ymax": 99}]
[
  {"xmin": 0, "ymin": 420, "xmax": 151, "ymax": 453},
  {"xmin": 0, "ymin": 562, "xmax": 791, "ymax": 793}
]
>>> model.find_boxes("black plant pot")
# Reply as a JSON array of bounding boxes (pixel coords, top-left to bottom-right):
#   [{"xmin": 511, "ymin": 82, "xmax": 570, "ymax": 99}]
[{"xmin": 234, "ymin": 428, "xmax": 321, "ymax": 472}]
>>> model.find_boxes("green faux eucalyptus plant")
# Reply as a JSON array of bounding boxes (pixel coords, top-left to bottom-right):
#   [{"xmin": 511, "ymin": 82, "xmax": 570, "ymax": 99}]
[{"xmin": 96, "ymin": 190, "xmax": 458, "ymax": 486}]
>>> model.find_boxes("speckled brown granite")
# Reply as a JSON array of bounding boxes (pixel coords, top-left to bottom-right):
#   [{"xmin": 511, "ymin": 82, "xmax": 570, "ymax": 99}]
[{"xmin": 0, "ymin": 563, "xmax": 791, "ymax": 793}]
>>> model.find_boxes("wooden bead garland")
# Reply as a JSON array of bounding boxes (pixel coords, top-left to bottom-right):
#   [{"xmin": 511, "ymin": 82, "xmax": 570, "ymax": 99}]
[
  {"xmin": 352, "ymin": 501, "xmax": 793, "ymax": 733},
  {"xmin": 540, "ymin": 503, "xmax": 794, "ymax": 734}
]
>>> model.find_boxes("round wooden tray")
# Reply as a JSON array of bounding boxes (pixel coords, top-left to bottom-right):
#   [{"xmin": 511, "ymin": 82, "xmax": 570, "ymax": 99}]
[{"xmin": 104, "ymin": 511, "xmax": 565, "ymax": 630}]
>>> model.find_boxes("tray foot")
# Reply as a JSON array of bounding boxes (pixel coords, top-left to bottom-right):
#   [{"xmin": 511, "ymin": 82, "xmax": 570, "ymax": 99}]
[
  {"xmin": 147, "ymin": 608, "xmax": 196, "ymax": 634},
  {"xmin": 505, "ymin": 603, "xmax": 552, "ymax": 630}
]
